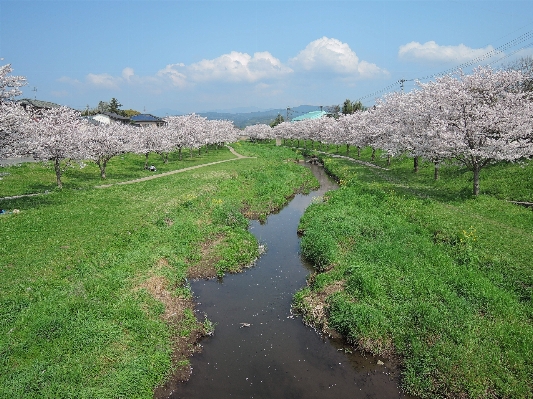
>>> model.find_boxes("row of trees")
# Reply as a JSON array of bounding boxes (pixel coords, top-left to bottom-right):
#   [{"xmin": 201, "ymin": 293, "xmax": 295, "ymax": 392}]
[
  {"xmin": 81, "ymin": 98, "xmax": 141, "ymax": 117},
  {"xmin": 245, "ymin": 66, "xmax": 533, "ymax": 195},
  {"xmin": 3, "ymin": 107, "xmax": 240, "ymax": 187},
  {"xmin": 0, "ymin": 63, "xmax": 240, "ymax": 187}
]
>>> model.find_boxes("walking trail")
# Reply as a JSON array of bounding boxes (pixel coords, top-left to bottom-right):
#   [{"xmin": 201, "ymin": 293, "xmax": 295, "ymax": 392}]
[
  {"xmin": 0, "ymin": 146, "xmax": 253, "ymax": 201},
  {"xmin": 95, "ymin": 146, "xmax": 253, "ymax": 188}
]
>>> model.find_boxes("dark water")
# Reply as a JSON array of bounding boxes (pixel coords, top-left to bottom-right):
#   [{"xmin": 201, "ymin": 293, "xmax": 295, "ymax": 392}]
[{"xmin": 167, "ymin": 164, "xmax": 412, "ymax": 399}]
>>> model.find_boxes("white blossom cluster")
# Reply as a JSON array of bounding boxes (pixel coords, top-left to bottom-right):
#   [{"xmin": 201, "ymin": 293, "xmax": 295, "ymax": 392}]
[{"xmin": 268, "ymin": 67, "xmax": 533, "ymax": 195}]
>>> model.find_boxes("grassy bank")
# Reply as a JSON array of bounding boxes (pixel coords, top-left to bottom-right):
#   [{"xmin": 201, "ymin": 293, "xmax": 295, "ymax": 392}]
[
  {"xmin": 293, "ymin": 151, "xmax": 533, "ymax": 398},
  {"xmin": 0, "ymin": 143, "xmax": 317, "ymax": 398}
]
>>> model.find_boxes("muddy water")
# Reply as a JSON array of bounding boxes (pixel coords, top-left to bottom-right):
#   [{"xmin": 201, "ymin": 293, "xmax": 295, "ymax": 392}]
[{"xmin": 169, "ymin": 164, "xmax": 412, "ymax": 399}]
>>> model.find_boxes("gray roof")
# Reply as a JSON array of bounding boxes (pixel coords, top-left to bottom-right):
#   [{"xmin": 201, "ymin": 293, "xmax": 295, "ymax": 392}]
[
  {"xmin": 130, "ymin": 113, "xmax": 163, "ymax": 122},
  {"xmin": 102, "ymin": 112, "xmax": 130, "ymax": 121},
  {"xmin": 17, "ymin": 98, "xmax": 62, "ymax": 109}
]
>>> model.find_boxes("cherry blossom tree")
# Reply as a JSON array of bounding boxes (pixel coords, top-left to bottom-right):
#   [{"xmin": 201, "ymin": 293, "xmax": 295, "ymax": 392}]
[
  {"xmin": 336, "ymin": 110, "xmax": 374, "ymax": 157},
  {"xmin": 163, "ymin": 115, "xmax": 191, "ymax": 161},
  {"xmin": 376, "ymin": 90, "xmax": 448, "ymax": 174},
  {"xmin": 347, "ymin": 109, "xmax": 378, "ymax": 159},
  {"xmin": 24, "ymin": 106, "xmax": 86, "ymax": 188},
  {"xmin": 211, "ymin": 119, "xmax": 238, "ymax": 148},
  {"xmin": 128, "ymin": 124, "xmax": 171, "ymax": 169},
  {"xmin": 0, "ymin": 63, "xmax": 26, "ymax": 101},
  {"xmin": 420, "ymin": 66, "xmax": 533, "ymax": 195},
  {"xmin": 0, "ymin": 63, "xmax": 28, "ymax": 157},
  {"xmin": 245, "ymin": 124, "xmax": 273, "ymax": 142},
  {"xmin": 80, "ymin": 122, "xmax": 133, "ymax": 179},
  {"xmin": 0, "ymin": 101, "xmax": 31, "ymax": 158}
]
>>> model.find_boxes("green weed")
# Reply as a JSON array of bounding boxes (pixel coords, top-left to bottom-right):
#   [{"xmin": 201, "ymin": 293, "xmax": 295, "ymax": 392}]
[{"xmin": 295, "ymin": 153, "xmax": 533, "ymax": 398}]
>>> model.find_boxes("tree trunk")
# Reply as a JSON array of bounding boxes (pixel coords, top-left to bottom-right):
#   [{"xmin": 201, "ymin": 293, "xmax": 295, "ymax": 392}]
[
  {"xmin": 413, "ymin": 156, "xmax": 419, "ymax": 173},
  {"xmin": 178, "ymin": 147, "xmax": 182, "ymax": 161},
  {"xmin": 54, "ymin": 158, "xmax": 62, "ymax": 188},
  {"xmin": 387, "ymin": 154, "xmax": 391, "ymax": 166},
  {"xmin": 190, "ymin": 147, "xmax": 193, "ymax": 158},
  {"xmin": 144, "ymin": 153, "xmax": 149, "ymax": 169},
  {"xmin": 434, "ymin": 162, "xmax": 440, "ymax": 180},
  {"xmin": 371, "ymin": 148, "xmax": 376, "ymax": 162},
  {"xmin": 346, "ymin": 144, "xmax": 350, "ymax": 156},
  {"xmin": 357, "ymin": 146, "xmax": 361, "ymax": 158},
  {"xmin": 99, "ymin": 158, "xmax": 107, "ymax": 179},
  {"xmin": 473, "ymin": 164, "xmax": 480, "ymax": 196}
]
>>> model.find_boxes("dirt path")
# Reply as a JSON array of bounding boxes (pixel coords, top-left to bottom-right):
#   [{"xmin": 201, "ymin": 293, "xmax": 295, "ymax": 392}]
[
  {"xmin": 95, "ymin": 145, "xmax": 252, "ymax": 188},
  {"xmin": 290, "ymin": 146, "xmax": 390, "ymax": 171}
]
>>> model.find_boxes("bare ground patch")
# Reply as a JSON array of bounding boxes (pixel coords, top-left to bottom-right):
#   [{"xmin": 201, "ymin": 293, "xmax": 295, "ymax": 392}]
[
  {"xmin": 187, "ymin": 235, "xmax": 225, "ymax": 279},
  {"xmin": 135, "ymin": 260, "xmax": 208, "ymax": 397},
  {"xmin": 295, "ymin": 279, "xmax": 345, "ymax": 338}
]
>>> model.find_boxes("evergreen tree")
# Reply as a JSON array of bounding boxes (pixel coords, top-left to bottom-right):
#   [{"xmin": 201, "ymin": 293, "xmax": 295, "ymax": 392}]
[{"xmin": 270, "ymin": 114, "xmax": 284, "ymax": 127}]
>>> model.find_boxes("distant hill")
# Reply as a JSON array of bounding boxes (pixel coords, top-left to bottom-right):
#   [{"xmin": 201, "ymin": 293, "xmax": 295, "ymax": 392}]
[{"xmin": 149, "ymin": 105, "xmax": 330, "ymax": 129}]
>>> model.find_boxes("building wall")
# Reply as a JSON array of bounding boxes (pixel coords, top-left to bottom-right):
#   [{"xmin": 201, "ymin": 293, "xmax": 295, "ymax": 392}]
[{"xmin": 93, "ymin": 114, "xmax": 111, "ymax": 125}]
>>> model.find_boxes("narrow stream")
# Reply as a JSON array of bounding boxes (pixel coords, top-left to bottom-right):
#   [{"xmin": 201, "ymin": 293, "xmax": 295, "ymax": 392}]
[{"xmin": 169, "ymin": 164, "xmax": 412, "ymax": 398}]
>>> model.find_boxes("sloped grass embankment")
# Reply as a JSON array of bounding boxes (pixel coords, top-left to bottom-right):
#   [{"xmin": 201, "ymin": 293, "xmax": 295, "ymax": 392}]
[
  {"xmin": 294, "ymin": 154, "xmax": 533, "ymax": 398},
  {"xmin": 0, "ymin": 143, "xmax": 318, "ymax": 398}
]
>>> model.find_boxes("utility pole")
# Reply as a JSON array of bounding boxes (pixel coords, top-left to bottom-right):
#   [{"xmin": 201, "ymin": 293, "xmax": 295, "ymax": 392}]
[
  {"xmin": 32, "ymin": 87, "xmax": 37, "ymax": 99},
  {"xmin": 399, "ymin": 78, "xmax": 413, "ymax": 92},
  {"xmin": 286, "ymin": 107, "xmax": 291, "ymax": 122}
]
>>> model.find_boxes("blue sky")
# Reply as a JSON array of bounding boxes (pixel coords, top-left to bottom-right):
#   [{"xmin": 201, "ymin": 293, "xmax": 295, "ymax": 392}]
[{"xmin": 1, "ymin": 0, "xmax": 532, "ymax": 115}]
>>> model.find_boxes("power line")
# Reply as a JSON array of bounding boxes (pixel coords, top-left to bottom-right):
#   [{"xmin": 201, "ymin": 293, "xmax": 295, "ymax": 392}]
[{"xmin": 356, "ymin": 30, "xmax": 533, "ymax": 102}]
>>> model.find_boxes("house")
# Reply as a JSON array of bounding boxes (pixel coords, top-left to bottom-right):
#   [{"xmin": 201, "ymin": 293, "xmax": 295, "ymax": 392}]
[
  {"xmin": 130, "ymin": 114, "xmax": 165, "ymax": 128},
  {"xmin": 92, "ymin": 112, "xmax": 130, "ymax": 125},
  {"xmin": 17, "ymin": 98, "xmax": 62, "ymax": 112}
]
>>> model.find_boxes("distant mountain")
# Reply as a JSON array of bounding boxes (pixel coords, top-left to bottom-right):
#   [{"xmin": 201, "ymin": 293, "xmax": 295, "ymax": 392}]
[
  {"xmin": 149, "ymin": 108, "xmax": 182, "ymax": 117},
  {"xmin": 149, "ymin": 105, "xmax": 330, "ymax": 129},
  {"xmin": 206, "ymin": 106, "xmax": 269, "ymax": 113}
]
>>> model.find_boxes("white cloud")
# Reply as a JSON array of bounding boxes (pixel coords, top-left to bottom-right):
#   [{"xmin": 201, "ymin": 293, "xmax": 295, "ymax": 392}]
[
  {"xmin": 59, "ymin": 39, "xmax": 386, "ymax": 96},
  {"xmin": 398, "ymin": 41, "xmax": 496, "ymax": 63},
  {"xmin": 289, "ymin": 37, "xmax": 388, "ymax": 78},
  {"xmin": 122, "ymin": 67, "xmax": 135, "ymax": 81},
  {"xmin": 156, "ymin": 63, "xmax": 190, "ymax": 88},
  {"xmin": 86, "ymin": 73, "xmax": 121, "ymax": 89},
  {"xmin": 158, "ymin": 51, "xmax": 292, "ymax": 87}
]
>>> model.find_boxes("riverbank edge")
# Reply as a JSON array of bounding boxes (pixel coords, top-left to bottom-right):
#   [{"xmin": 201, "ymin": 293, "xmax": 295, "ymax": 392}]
[{"xmin": 152, "ymin": 161, "xmax": 320, "ymax": 397}]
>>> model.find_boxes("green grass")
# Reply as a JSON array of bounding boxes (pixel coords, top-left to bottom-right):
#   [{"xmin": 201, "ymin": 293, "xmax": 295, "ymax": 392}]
[
  {"xmin": 0, "ymin": 142, "xmax": 318, "ymax": 398},
  {"xmin": 293, "ymin": 150, "xmax": 533, "ymax": 398},
  {"xmin": 292, "ymin": 142, "xmax": 533, "ymax": 202},
  {"xmin": 0, "ymin": 145, "xmax": 236, "ymax": 197}
]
